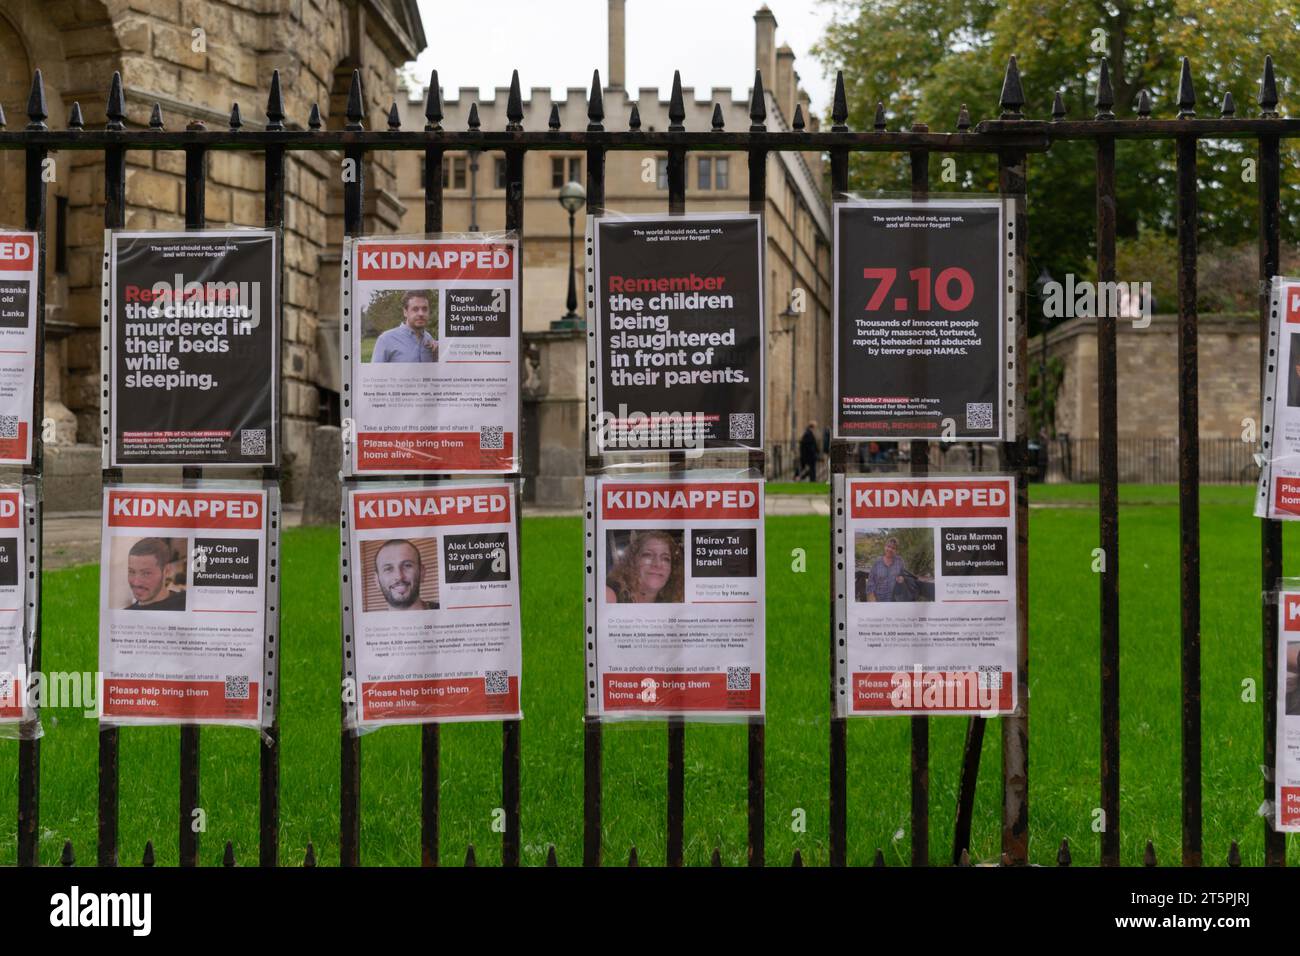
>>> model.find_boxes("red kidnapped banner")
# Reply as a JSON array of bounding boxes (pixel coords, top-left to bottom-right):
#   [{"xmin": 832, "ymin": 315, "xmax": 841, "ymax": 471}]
[
  {"xmin": 102, "ymin": 678, "xmax": 259, "ymax": 720},
  {"xmin": 601, "ymin": 481, "xmax": 761, "ymax": 520},
  {"xmin": 352, "ymin": 487, "xmax": 511, "ymax": 530},
  {"xmin": 106, "ymin": 490, "xmax": 263, "ymax": 529},
  {"xmin": 355, "ymin": 242, "xmax": 515, "ymax": 280},
  {"xmin": 0, "ymin": 235, "xmax": 35, "ymax": 271},
  {"xmin": 850, "ymin": 478, "xmax": 1012, "ymax": 519},
  {"xmin": 602, "ymin": 672, "xmax": 762, "ymax": 711},
  {"xmin": 361, "ymin": 677, "xmax": 519, "ymax": 720},
  {"xmin": 355, "ymin": 431, "xmax": 514, "ymax": 473}
]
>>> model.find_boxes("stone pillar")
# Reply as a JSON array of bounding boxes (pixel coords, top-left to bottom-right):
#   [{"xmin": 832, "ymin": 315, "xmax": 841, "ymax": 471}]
[
  {"xmin": 776, "ymin": 44, "xmax": 796, "ymax": 124},
  {"xmin": 522, "ymin": 329, "xmax": 586, "ymax": 509},
  {"xmin": 608, "ymin": 0, "xmax": 626, "ymax": 91},
  {"xmin": 754, "ymin": 6, "xmax": 777, "ymax": 89}
]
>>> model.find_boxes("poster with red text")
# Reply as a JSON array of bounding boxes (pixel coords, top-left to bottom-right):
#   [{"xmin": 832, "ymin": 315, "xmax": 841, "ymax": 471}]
[
  {"xmin": 586, "ymin": 475, "xmax": 764, "ymax": 719},
  {"xmin": 343, "ymin": 235, "xmax": 519, "ymax": 475},
  {"xmin": 0, "ymin": 233, "xmax": 38, "ymax": 464},
  {"xmin": 98, "ymin": 484, "xmax": 269, "ymax": 727},
  {"xmin": 344, "ymin": 480, "xmax": 522, "ymax": 726},
  {"xmin": 0, "ymin": 488, "xmax": 27, "ymax": 722},
  {"xmin": 1277, "ymin": 589, "xmax": 1300, "ymax": 831},
  {"xmin": 836, "ymin": 474, "xmax": 1017, "ymax": 717},
  {"xmin": 1256, "ymin": 277, "xmax": 1300, "ymax": 518}
]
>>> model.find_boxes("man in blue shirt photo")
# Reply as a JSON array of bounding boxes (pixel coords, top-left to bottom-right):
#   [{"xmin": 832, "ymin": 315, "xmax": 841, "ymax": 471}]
[{"xmin": 372, "ymin": 290, "xmax": 438, "ymax": 363}]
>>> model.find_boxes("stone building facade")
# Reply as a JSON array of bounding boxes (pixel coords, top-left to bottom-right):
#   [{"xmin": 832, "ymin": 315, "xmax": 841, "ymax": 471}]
[
  {"xmin": 387, "ymin": 3, "xmax": 833, "ymax": 503},
  {"xmin": 0, "ymin": 0, "xmax": 425, "ymax": 504}
]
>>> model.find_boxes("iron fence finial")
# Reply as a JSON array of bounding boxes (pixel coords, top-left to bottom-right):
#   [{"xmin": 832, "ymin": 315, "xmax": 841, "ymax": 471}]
[
  {"xmin": 588, "ymin": 69, "xmax": 604, "ymax": 131},
  {"xmin": 142, "ymin": 841, "xmax": 155, "ymax": 867},
  {"xmin": 872, "ymin": 101, "xmax": 885, "ymax": 131},
  {"xmin": 832, "ymin": 71, "xmax": 849, "ymax": 130},
  {"xmin": 308, "ymin": 103, "xmax": 322, "ymax": 131},
  {"xmin": 464, "ymin": 843, "xmax": 477, "ymax": 867},
  {"xmin": 106, "ymin": 71, "xmax": 125, "ymax": 131},
  {"xmin": 548, "ymin": 103, "xmax": 561, "ymax": 130},
  {"xmin": 669, "ymin": 71, "xmax": 685, "ymax": 131},
  {"xmin": 1096, "ymin": 58, "xmax": 1115, "ymax": 119},
  {"xmin": 1057, "ymin": 838, "xmax": 1071, "ymax": 866},
  {"xmin": 1220, "ymin": 91, "xmax": 1236, "ymax": 117},
  {"xmin": 791, "ymin": 849, "xmax": 803, "ymax": 867},
  {"xmin": 1137, "ymin": 88, "xmax": 1152, "ymax": 118},
  {"xmin": 467, "ymin": 103, "xmax": 481, "ymax": 130},
  {"xmin": 148, "ymin": 103, "xmax": 164, "ymax": 130},
  {"xmin": 346, "ymin": 69, "xmax": 364, "ymax": 130},
  {"xmin": 711, "ymin": 103, "xmax": 724, "ymax": 130},
  {"xmin": 627, "ymin": 845, "xmax": 638, "ymax": 866},
  {"xmin": 793, "ymin": 103, "xmax": 805, "ymax": 130},
  {"xmin": 60, "ymin": 840, "xmax": 74, "ymax": 866},
  {"xmin": 1177, "ymin": 57, "xmax": 1196, "ymax": 118},
  {"xmin": 711, "ymin": 847, "xmax": 722, "ymax": 866},
  {"xmin": 68, "ymin": 102, "xmax": 84, "ymax": 131},
  {"xmin": 546, "ymin": 844, "xmax": 557, "ymax": 866},
  {"xmin": 999, "ymin": 55, "xmax": 1025, "ymax": 119},
  {"xmin": 387, "ymin": 102, "xmax": 401, "ymax": 130},
  {"xmin": 956, "ymin": 103, "xmax": 971, "ymax": 130},
  {"xmin": 1259, "ymin": 55, "xmax": 1279, "ymax": 117},
  {"xmin": 302, "ymin": 843, "xmax": 316, "ymax": 866},
  {"xmin": 229, "ymin": 103, "xmax": 243, "ymax": 130},
  {"xmin": 507, "ymin": 69, "xmax": 524, "ymax": 130},
  {"xmin": 750, "ymin": 70, "xmax": 767, "ymax": 131},
  {"xmin": 26, "ymin": 70, "xmax": 47, "ymax": 131},
  {"xmin": 628, "ymin": 103, "xmax": 641, "ymax": 130},
  {"xmin": 425, "ymin": 71, "xmax": 443, "ymax": 130},
  {"xmin": 1143, "ymin": 840, "xmax": 1157, "ymax": 866},
  {"xmin": 1052, "ymin": 91, "xmax": 1066, "ymax": 121},
  {"xmin": 223, "ymin": 840, "xmax": 236, "ymax": 866},
  {"xmin": 266, "ymin": 70, "xmax": 285, "ymax": 131}
]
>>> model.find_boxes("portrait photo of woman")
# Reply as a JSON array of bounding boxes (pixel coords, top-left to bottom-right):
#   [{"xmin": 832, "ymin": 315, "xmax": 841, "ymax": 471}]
[{"xmin": 604, "ymin": 529, "xmax": 685, "ymax": 604}]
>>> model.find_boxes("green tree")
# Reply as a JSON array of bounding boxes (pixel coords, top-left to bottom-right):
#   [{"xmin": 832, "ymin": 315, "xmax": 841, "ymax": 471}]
[{"xmin": 813, "ymin": 0, "xmax": 1300, "ymax": 334}]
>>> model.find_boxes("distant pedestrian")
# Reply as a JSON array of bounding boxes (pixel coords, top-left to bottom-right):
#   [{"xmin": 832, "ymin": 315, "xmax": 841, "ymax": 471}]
[{"xmin": 799, "ymin": 422, "xmax": 819, "ymax": 481}]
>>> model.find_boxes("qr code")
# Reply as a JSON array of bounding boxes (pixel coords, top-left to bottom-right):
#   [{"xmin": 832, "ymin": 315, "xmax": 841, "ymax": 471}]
[
  {"xmin": 240, "ymin": 429, "xmax": 267, "ymax": 456},
  {"xmin": 727, "ymin": 666, "xmax": 751, "ymax": 691},
  {"xmin": 0, "ymin": 416, "xmax": 18, "ymax": 439},
  {"xmin": 728, "ymin": 413, "xmax": 755, "ymax": 440},
  {"xmin": 965, "ymin": 402, "xmax": 994, "ymax": 430},
  {"xmin": 224, "ymin": 675, "xmax": 250, "ymax": 700},
  {"xmin": 480, "ymin": 425, "xmax": 504, "ymax": 450},
  {"xmin": 485, "ymin": 670, "xmax": 509, "ymax": 695},
  {"xmin": 977, "ymin": 666, "xmax": 1001, "ymax": 690}
]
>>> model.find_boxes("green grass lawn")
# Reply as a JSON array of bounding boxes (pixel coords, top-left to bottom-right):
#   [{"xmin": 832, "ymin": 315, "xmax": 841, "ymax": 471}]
[{"xmin": 2, "ymin": 486, "xmax": 1296, "ymax": 867}]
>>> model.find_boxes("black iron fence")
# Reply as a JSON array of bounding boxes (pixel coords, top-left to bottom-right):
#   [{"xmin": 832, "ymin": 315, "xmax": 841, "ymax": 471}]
[
  {"xmin": 1043, "ymin": 436, "xmax": 1259, "ymax": 484},
  {"xmin": 0, "ymin": 49, "xmax": 1293, "ymax": 867}
]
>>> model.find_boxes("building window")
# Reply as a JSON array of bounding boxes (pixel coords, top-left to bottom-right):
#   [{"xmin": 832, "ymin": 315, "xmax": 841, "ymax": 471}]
[
  {"xmin": 443, "ymin": 156, "xmax": 466, "ymax": 189},
  {"xmin": 552, "ymin": 155, "xmax": 582, "ymax": 188},
  {"xmin": 697, "ymin": 157, "xmax": 711, "ymax": 190},
  {"xmin": 715, "ymin": 157, "xmax": 729, "ymax": 190},
  {"xmin": 696, "ymin": 157, "xmax": 730, "ymax": 190},
  {"xmin": 656, "ymin": 157, "xmax": 668, "ymax": 190},
  {"xmin": 495, "ymin": 156, "xmax": 508, "ymax": 190}
]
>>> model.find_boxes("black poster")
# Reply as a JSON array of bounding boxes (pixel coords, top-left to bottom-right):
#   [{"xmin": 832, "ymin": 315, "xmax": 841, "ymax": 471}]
[
  {"xmin": 592, "ymin": 214, "xmax": 763, "ymax": 452},
  {"xmin": 109, "ymin": 230, "xmax": 278, "ymax": 465},
  {"xmin": 834, "ymin": 201, "xmax": 1006, "ymax": 440}
]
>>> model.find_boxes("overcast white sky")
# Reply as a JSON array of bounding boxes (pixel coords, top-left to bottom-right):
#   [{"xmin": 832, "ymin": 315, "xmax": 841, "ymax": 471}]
[{"xmin": 411, "ymin": 0, "xmax": 837, "ymax": 116}]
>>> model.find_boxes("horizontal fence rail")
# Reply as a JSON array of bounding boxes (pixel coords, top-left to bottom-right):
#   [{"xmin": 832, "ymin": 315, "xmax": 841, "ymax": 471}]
[{"xmin": 0, "ymin": 51, "xmax": 1292, "ymax": 866}]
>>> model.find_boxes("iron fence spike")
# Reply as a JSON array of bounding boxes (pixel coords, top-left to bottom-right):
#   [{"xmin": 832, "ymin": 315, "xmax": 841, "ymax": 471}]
[
  {"xmin": 464, "ymin": 843, "xmax": 476, "ymax": 867},
  {"xmin": 628, "ymin": 845, "xmax": 639, "ymax": 867},
  {"xmin": 711, "ymin": 103, "xmax": 724, "ymax": 130},
  {"xmin": 26, "ymin": 70, "xmax": 47, "ymax": 130},
  {"xmin": 791, "ymin": 849, "xmax": 803, "ymax": 867},
  {"xmin": 387, "ymin": 102, "xmax": 400, "ymax": 130},
  {"xmin": 629, "ymin": 103, "xmax": 641, "ymax": 130},
  {"xmin": 1177, "ymin": 57, "xmax": 1196, "ymax": 118},
  {"xmin": 546, "ymin": 844, "xmax": 557, "ymax": 866},
  {"xmin": 346, "ymin": 69, "xmax": 364, "ymax": 130},
  {"xmin": 711, "ymin": 847, "xmax": 722, "ymax": 866},
  {"xmin": 425, "ymin": 70, "xmax": 443, "ymax": 129},
  {"xmin": 60, "ymin": 840, "xmax": 74, "ymax": 866},
  {"xmin": 106, "ymin": 71, "xmax": 125, "ymax": 130},
  {"xmin": 589, "ymin": 69, "xmax": 605, "ymax": 129},
  {"xmin": 1227, "ymin": 841, "xmax": 1241, "ymax": 867},
  {"xmin": 1096, "ymin": 58, "xmax": 1115, "ymax": 117},
  {"xmin": 1137, "ymin": 88, "xmax": 1152, "ymax": 118},
  {"xmin": 873, "ymin": 848, "xmax": 885, "ymax": 867},
  {"xmin": 793, "ymin": 103, "xmax": 805, "ymax": 130},
  {"xmin": 1057, "ymin": 838, "xmax": 1071, "ymax": 866},
  {"xmin": 999, "ymin": 55, "xmax": 1025, "ymax": 118},
  {"xmin": 223, "ymin": 840, "xmax": 236, "ymax": 867},
  {"xmin": 1143, "ymin": 840, "xmax": 1157, "ymax": 866},
  {"xmin": 548, "ymin": 103, "xmax": 561, "ymax": 130},
  {"xmin": 266, "ymin": 69, "xmax": 285, "ymax": 130},
  {"xmin": 1221, "ymin": 91, "xmax": 1236, "ymax": 117},
  {"xmin": 669, "ymin": 71, "xmax": 685, "ymax": 130},
  {"xmin": 1259, "ymin": 55, "xmax": 1279, "ymax": 115},
  {"xmin": 832, "ymin": 70, "xmax": 848, "ymax": 128},
  {"xmin": 142, "ymin": 841, "xmax": 155, "ymax": 867},
  {"xmin": 1052, "ymin": 91, "xmax": 1066, "ymax": 120},
  {"xmin": 308, "ymin": 103, "xmax": 322, "ymax": 130},
  {"xmin": 872, "ymin": 101, "xmax": 886, "ymax": 131},
  {"xmin": 507, "ymin": 69, "xmax": 523, "ymax": 129},
  {"xmin": 750, "ymin": 70, "xmax": 767, "ymax": 129},
  {"xmin": 228, "ymin": 103, "xmax": 242, "ymax": 130},
  {"xmin": 468, "ymin": 103, "xmax": 480, "ymax": 130},
  {"xmin": 956, "ymin": 103, "xmax": 970, "ymax": 130},
  {"xmin": 303, "ymin": 843, "xmax": 316, "ymax": 867},
  {"xmin": 148, "ymin": 103, "xmax": 164, "ymax": 130},
  {"xmin": 68, "ymin": 101, "xmax": 84, "ymax": 130}
]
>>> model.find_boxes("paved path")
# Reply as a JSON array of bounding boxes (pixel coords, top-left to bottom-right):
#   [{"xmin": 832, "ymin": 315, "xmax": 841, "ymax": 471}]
[{"xmin": 42, "ymin": 495, "xmax": 832, "ymax": 570}]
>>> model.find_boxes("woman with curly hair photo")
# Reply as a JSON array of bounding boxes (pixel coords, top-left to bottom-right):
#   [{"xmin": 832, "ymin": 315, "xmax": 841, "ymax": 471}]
[{"xmin": 604, "ymin": 530, "xmax": 684, "ymax": 604}]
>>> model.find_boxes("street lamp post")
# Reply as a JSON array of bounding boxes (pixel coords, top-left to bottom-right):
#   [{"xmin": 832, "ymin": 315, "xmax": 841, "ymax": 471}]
[{"xmin": 553, "ymin": 180, "xmax": 586, "ymax": 331}]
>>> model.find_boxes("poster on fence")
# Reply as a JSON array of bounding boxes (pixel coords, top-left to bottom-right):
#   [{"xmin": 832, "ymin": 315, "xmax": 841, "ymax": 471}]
[
  {"xmin": 833, "ymin": 198, "xmax": 1012, "ymax": 441},
  {"xmin": 106, "ymin": 229, "xmax": 278, "ymax": 467},
  {"xmin": 1278, "ymin": 589, "xmax": 1300, "ymax": 831},
  {"xmin": 0, "ymin": 488, "xmax": 26, "ymax": 722},
  {"xmin": 585, "ymin": 475, "xmax": 764, "ymax": 718},
  {"xmin": 835, "ymin": 473, "xmax": 1017, "ymax": 717},
  {"xmin": 1255, "ymin": 277, "xmax": 1300, "ymax": 519},
  {"xmin": 588, "ymin": 213, "xmax": 764, "ymax": 453},
  {"xmin": 343, "ymin": 235, "xmax": 519, "ymax": 475},
  {"xmin": 0, "ymin": 233, "xmax": 38, "ymax": 464},
  {"xmin": 343, "ymin": 480, "xmax": 522, "ymax": 725},
  {"xmin": 98, "ymin": 484, "xmax": 270, "ymax": 726}
]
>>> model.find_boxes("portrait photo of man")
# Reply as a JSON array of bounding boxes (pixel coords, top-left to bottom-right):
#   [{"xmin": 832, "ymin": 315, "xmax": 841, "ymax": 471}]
[
  {"xmin": 122, "ymin": 537, "xmax": 187, "ymax": 611},
  {"xmin": 369, "ymin": 538, "xmax": 439, "ymax": 611},
  {"xmin": 368, "ymin": 290, "xmax": 439, "ymax": 364}
]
